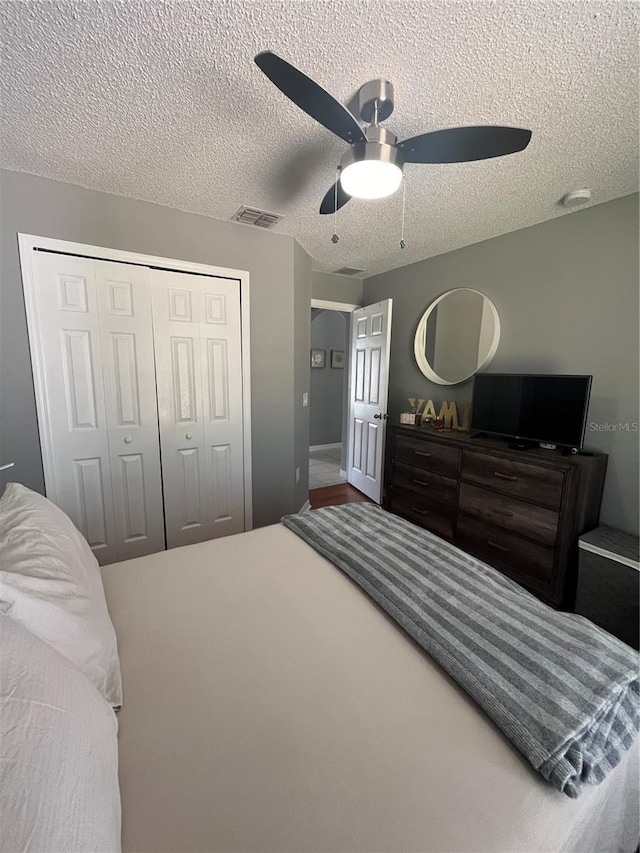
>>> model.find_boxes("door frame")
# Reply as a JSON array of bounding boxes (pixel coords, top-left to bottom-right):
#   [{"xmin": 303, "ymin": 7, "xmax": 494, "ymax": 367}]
[
  {"xmin": 311, "ymin": 299, "xmax": 360, "ymax": 312},
  {"xmin": 18, "ymin": 233, "xmax": 253, "ymax": 530}
]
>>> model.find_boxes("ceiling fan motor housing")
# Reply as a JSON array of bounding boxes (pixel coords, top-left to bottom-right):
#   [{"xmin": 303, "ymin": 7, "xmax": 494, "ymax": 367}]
[
  {"xmin": 340, "ymin": 140, "xmax": 404, "ymax": 173},
  {"xmin": 340, "ymin": 125, "xmax": 404, "ymax": 173},
  {"xmin": 358, "ymin": 79, "xmax": 395, "ymax": 123}
]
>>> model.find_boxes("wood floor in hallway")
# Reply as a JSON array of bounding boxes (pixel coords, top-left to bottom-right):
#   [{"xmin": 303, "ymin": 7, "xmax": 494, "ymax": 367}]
[{"xmin": 309, "ymin": 482, "xmax": 374, "ymax": 510}]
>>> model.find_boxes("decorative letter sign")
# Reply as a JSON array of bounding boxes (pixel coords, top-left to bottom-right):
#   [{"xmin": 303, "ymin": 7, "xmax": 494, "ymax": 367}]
[{"xmin": 401, "ymin": 398, "xmax": 472, "ymax": 432}]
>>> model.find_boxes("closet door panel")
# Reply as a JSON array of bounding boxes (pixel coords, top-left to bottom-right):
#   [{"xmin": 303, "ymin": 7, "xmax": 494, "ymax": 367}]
[
  {"xmin": 200, "ymin": 280, "xmax": 245, "ymax": 537},
  {"xmin": 152, "ymin": 272, "xmax": 208, "ymax": 548},
  {"xmin": 96, "ymin": 261, "xmax": 165, "ymax": 559},
  {"xmin": 152, "ymin": 270, "xmax": 245, "ymax": 548},
  {"xmin": 31, "ymin": 252, "xmax": 118, "ymax": 564}
]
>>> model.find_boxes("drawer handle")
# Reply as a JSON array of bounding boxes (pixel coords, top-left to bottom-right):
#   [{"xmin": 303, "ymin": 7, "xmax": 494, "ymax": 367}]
[
  {"xmin": 488, "ymin": 540, "xmax": 510, "ymax": 553},
  {"xmin": 412, "ymin": 478, "xmax": 429, "ymax": 487},
  {"xmin": 412, "ymin": 506, "xmax": 429, "ymax": 516},
  {"xmin": 493, "ymin": 471, "xmax": 518, "ymax": 481},
  {"xmin": 415, "ymin": 450, "xmax": 432, "ymax": 457}
]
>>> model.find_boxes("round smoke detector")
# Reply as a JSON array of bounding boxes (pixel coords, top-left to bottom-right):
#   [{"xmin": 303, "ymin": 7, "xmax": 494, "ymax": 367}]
[{"xmin": 561, "ymin": 189, "xmax": 593, "ymax": 207}]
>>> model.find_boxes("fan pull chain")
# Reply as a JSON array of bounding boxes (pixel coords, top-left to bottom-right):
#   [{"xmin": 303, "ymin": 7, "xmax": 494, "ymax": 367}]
[
  {"xmin": 331, "ymin": 168, "xmax": 340, "ymax": 244},
  {"xmin": 399, "ymin": 177, "xmax": 407, "ymax": 250}
]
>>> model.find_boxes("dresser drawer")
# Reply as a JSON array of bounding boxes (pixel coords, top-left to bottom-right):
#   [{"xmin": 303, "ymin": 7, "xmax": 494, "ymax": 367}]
[
  {"xmin": 457, "ymin": 513, "xmax": 555, "ymax": 586},
  {"xmin": 395, "ymin": 435, "xmax": 461, "ymax": 477},
  {"xmin": 461, "ymin": 450, "xmax": 565, "ymax": 510},
  {"xmin": 459, "ymin": 482, "xmax": 559, "ymax": 547},
  {"xmin": 392, "ymin": 462, "xmax": 457, "ymax": 507},
  {"xmin": 390, "ymin": 489, "xmax": 455, "ymax": 540}
]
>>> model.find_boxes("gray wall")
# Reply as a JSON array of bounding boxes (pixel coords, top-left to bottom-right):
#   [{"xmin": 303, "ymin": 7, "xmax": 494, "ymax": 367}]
[
  {"xmin": 310, "ymin": 310, "xmax": 348, "ymax": 446},
  {"xmin": 0, "ymin": 169, "xmax": 310, "ymax": 527},
  {"xmin": 312, "ymin": 271, "xmax": 363, "ymax": 306},
  {"xmin": 363, "ymin": 193, "xmax": 639, "ymax": 535}
]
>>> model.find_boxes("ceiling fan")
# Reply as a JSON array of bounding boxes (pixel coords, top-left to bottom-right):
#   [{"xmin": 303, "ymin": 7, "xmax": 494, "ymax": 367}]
[{"xmin": 254, "ymin": 51, "xmax": 532, "ymax": 215}]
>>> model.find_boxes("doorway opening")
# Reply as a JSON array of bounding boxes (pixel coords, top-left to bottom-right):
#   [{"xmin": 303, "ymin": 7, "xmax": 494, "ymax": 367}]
[
  {"xmin": 308, "ymin": 296, "xmax": 392, "ymax": 507},
  {"xmin": 309, "ymin": 306, "xmax": 350, "ymax": 490}
]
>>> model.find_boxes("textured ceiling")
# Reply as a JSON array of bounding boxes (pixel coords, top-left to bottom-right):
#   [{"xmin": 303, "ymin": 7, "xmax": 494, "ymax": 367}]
[{"xmin": 1, "ymin": 1, "xmax": 638, "ymax": 277}]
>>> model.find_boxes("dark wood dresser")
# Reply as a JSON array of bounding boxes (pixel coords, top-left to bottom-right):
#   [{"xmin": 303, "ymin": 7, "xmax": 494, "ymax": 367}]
[{"xmin": 384, "ymin": 425, "xmax": 608, "ymax": 609}]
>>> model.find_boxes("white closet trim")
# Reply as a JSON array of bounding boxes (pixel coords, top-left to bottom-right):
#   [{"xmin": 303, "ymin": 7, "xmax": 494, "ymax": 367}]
[{"xmin": 18, "ymin": 233, "xmax": 253, "ymax": 531}]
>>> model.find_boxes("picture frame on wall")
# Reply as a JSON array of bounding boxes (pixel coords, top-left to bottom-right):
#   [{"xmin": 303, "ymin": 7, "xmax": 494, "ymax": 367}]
[
  {"xmin": 310, "ymin": 349, "xmax": 326, "ymax": 368},
  {"xmin": 331, "ymin": 350, "xmax": 345, "ymax": 369}
]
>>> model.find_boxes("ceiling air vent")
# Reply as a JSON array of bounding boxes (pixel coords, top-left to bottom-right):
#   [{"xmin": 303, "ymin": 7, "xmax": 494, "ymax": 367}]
[
  {"xmin": 231, "ymin": 206, "xmax": 283, "ymax": 229},
  {"xmin": 333, "ymin": 266, "xmax": 364, "ymax": 276}
]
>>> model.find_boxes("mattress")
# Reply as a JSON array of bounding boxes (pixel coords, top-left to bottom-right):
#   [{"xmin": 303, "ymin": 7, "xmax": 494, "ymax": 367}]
[{"xmin": 102, "ymin": 523, "xmax": 639, "ymax": 853}]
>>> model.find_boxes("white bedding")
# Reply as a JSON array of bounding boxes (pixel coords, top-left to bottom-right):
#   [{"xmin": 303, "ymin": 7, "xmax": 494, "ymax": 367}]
[
  {"xmin": 0, "ymin": 614, "xmax": 121, "ymax": 853},
  {"xmin": 102, "ymin": 523, "xmax": 639, "ymax": 853},
  {"xmin": 0, "ymin": 483, "xmax": 122, "ymax": 707}
]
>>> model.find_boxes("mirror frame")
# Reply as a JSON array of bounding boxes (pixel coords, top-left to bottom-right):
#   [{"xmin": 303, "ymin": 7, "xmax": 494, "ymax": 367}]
[{"xmin": 414, "ymin": 288, "xmax": 501, "ymax": 386}]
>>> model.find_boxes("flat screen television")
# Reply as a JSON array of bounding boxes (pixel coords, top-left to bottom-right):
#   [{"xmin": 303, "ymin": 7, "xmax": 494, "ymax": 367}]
[{"xmin": 470, "ymin": 374, "xmax": 592, "ymax": 450}]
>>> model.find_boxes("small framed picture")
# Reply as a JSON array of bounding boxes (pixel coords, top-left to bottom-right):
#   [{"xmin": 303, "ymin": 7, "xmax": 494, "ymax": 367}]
[
  {"xmin": 310, "ymin": 349, "xmax": 326, "ymax": 368},
  {"xmin": 331, "ymin": 349, "xmax": 345, "ymax": 369},
  {"xmin": 400, "ymin": 412, "xmax": 422, "ymax": 425}
]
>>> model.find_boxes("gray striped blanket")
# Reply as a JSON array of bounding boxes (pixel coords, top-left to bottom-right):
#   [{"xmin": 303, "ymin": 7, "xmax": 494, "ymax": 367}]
[{"xmin": 282, "ymin": 503, "xmax": 639, "ymax": 798}]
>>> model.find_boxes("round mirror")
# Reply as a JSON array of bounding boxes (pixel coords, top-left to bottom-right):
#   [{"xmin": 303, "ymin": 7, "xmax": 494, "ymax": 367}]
[{"xmin": 414, "ymin": 288, "xmax": 500, "ymax": 385}]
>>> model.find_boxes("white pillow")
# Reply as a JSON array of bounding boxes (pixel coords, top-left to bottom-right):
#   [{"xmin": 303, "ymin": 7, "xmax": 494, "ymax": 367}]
[
  {"xmin": 0, "ymin": 483, "xmax": 122, "ymax": 707},
  {"xmin": 0, "ymin": 613, "xmax": 121, "ymax": 852}
]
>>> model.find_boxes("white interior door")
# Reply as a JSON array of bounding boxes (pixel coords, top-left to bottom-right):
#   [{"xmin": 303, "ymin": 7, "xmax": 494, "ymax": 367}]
[
  {"xmin": 346, "ymin": 299, "xmax": 393, "ymax": 503},
  {"xmin": 95, "ymin": 261, "xmax": 165, "ymax": 560},
  {"xmin": 151, "ymin": 270, "xmax": 245, "ymax": 548},
  {"xmin": 29, "ymin": 252, "xmax": 165, "ymax": 563}
]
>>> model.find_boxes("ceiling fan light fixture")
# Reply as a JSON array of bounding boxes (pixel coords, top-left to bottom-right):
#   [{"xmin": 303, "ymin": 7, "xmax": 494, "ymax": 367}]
[
  {"xmin": 253, "ymin": 53, "xmax": 532, "ymax": 216},
  {"xmin": 340, "ymin": 159, "xmax": 403, "ymax": 199},
  {"xmin": 339, "ymin": 142, "xmax": 404, "ymax": 200}
]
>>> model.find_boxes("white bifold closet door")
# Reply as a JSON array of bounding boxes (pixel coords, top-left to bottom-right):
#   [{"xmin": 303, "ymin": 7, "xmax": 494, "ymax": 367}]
[
  {"xmin": 31, "ymin": 252, "xmax": 165, "ymax": 563},
  {"xmin": 151, "ymin": 270, "xmax": 245, "ymax": 548},
  {"xmin": 28, "ymin": 252, "xmax": 246, "ymax": 562}
]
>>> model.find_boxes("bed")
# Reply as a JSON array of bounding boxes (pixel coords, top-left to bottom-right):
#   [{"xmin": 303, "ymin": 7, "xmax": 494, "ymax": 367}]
[
  {"xmin": 101, "ymin": 520, "xmax": 640, "ymax": 853},
  {"xmin": 1, "ymin": 484, "xmax": 638, "ymax": 853}
]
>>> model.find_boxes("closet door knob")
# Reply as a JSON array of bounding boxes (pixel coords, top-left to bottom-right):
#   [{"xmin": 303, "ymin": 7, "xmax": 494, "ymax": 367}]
[
  {"xmin": 124, "ymin": 436, "xmax": 132, "ymax": 444},
  {"xmin": 185, "ymin": 433, "xmax": 193, "ymax": 440}
]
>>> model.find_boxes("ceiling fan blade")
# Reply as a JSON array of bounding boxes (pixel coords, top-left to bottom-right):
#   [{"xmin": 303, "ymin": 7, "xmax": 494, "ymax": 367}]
[
  {"xmin": 397, "ymin": 126, "xmax": 532, "ymax": 163},
  {"xmin": 255, "ymin": 51, "xmax": 366, "ymax": 145},
  {"xmin": 319, "ymin": 181, "xmax": 351, "ymax": 215}
]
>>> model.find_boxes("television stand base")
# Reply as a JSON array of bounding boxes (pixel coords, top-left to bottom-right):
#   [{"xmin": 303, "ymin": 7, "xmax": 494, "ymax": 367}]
[{"xmin": 507, "ymin": 440, "xmax": 538, "ymax": 451}]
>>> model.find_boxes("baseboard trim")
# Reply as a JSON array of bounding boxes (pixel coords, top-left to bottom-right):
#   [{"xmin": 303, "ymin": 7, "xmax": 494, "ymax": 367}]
[
  {"xmin": 310, "ymin": 443, "xmax": 342, "ymax": 452},
  {"xmin": 298, "ymin": 499, "xmax": 311, "ymax": 514}
]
